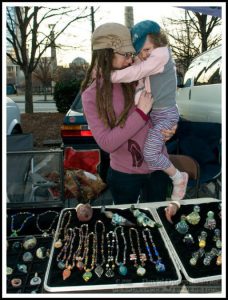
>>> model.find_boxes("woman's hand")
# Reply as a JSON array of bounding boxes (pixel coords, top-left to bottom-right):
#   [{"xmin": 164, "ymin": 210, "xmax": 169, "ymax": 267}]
[
  {"xmin": 161, "ymin": 124, "xmax": 177, "ymax": 142},
  {"xmin": 137, "ymin": 90, "xmax": 153, "ymax": 114}
]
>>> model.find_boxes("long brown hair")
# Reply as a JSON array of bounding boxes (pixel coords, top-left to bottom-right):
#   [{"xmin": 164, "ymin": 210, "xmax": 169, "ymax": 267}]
[
  {"xmin": 81, "ymin": 49, "xmax": 135, "ymax": 129},
  {"xmin": 148, "ymin": 29, "xmax": 169, "ymax": 48}
]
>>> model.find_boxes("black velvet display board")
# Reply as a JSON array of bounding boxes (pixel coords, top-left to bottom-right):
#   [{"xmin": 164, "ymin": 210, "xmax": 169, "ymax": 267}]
[
  {"xmin": 7, "ymin": 236, "xmax": 53, "ymax": 293},
  {"xmin": 156, "ymin": 202, "xmax": 221, "ymax": 280},
  {"xmin": 46, "ymin": 207, "xmax": 179, "ymax": 291},
  {"xmin": 7, "ymin": 207, "xmax": 61, "ymax": 237}
]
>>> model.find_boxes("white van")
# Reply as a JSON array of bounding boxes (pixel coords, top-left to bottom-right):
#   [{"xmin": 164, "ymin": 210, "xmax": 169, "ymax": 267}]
[{"xmin": 176, "ymin": 45, "xmax": 222, "ymax": 123}]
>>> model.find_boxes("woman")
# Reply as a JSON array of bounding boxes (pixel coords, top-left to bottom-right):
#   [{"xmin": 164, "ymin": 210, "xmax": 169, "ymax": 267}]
[{"xmin": 81, "ymin": 22, "xmax": 177, "ymax": 222}]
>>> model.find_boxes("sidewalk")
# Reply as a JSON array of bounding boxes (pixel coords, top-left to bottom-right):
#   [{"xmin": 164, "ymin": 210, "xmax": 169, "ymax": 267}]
[{"xmin": 10, "ymin": 94, "xmax": 55, "ymax": 103}]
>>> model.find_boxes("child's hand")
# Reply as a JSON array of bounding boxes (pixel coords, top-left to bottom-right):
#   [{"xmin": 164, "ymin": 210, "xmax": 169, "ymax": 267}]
[
  {"xmin": 164, "ymin": 203, "xmax": 179, "ymax": 224},
  {"xmin": 137, "ymin": 90, "xmax": 153, "ymax": 114}
]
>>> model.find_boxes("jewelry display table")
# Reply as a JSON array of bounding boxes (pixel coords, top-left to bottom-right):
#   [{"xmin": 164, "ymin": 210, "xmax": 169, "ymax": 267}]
[{"xmin": 43, "ymin": 197, "xmax": 222, "ymax": 294}]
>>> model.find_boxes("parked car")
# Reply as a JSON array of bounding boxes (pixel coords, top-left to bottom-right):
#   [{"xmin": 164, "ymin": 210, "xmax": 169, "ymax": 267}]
[
  {"xmin": 7, "ymin": 97, "xmax": 22, "ymax": 135},
  {"xmin": 176, "ymin": 45, "xmax": 222, "ymax": 123}
]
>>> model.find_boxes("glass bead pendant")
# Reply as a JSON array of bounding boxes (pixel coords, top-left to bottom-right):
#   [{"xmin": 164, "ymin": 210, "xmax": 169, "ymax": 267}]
[
  {"xmin": 189, "ymin": 248, "xmax": 205, "ymax": 266},
  {"xmin": 203, "ymin": 248, "xmax": 218, "ymax": 266},
  {"xmin": 136, "ymin": 265, "xmax": 146, "ymax": 276},
  {"xmin": 57, "ymin": 261, "xmax": 65, "ymax": 270},
  {"xmin": 95, "ymin": 265, "xmax": 104, "ymax": 278},
  {"xmin": 175, "ymin": 215, "xmax": 189, "ymax": 234},
  {"xmin": 62, "ymin": 266, "xmax": 72, "ymax": 280},
  {"xmin": 54, "ymin": 239, "xmax": 62, "ymax": 248},
  {"xmin": 83, "ymin": 270, "xmax": 93, "ymax": 282},
  {"xmin": 216, "ymin": 254, "xmax": 222, "ymax": 266},
  {"xmin": 155, "ymin": 260, "xmax": 165, "ymax": 272},
  {"xmin": 10, "ymin": 230, "xmax": 18, "ymax": 237},
  {"xmin": 198, "ymin": 231, "xmax": 207, "ymax": 248},
  {"xmin": 204, "ymin": 211, "xmax": 216, "ymax": 230},
  {"xmin": 186, "ymin": 205, "xmax": 201, "ymax": 225},
  {"xmin": 183, "ymin": 233, "xmax": 194, "ymax": 244},
  {"xmin": 119, "ymin": 263, "xmax": 127, "ymax": 276}
]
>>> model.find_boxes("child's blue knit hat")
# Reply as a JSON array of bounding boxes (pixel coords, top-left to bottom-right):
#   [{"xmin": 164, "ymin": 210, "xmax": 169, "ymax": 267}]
[{"xmin": 131, "ymin": 20, "xmax": 160, "ymax": 54}]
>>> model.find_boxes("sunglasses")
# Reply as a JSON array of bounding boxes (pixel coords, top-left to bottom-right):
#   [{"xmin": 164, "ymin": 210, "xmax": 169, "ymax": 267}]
[{"xmin": 114, "ymin": 52, "xmax": 135, "ymax": 59}]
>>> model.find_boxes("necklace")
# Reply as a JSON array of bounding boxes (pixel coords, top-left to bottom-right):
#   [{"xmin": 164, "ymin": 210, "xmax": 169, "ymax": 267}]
[
  {"xmin": 129, "ymin": 227, "xmax": 147, "ymax": 276},
  {"xmin": 56, "ymin": 227, "xmax": 73, "ymax": 270},
  {"xmin": 94, "ymin": 220, "xmax": 105, "ymax": 278},
  {"xmin": 73, "ymin": 224, "xmax": 88, "ymax": 271},
  {"xmin": 36, "ymin": 210, "xmax": 59, "ymax": 237},
  {"xmin": 142, "ymin": 228, "xmax": 165, "ymax": 272},
  {"xmin": 62, "ymin": 227, "xmax": 78, "ymax": 280},
  {"xmin": 54, "ymin": 210, "xmax": 72, "ymax": 248},
  {"xmin": 10, "ymin": 212, "xmax": 35, "ymax": 237},
  {"xmin": 82, "ymin": 232, "xmax": 96, "ymax": 282},
  {"xmin": 114, "ymin": 226, "xmax": 127, "ymax": 276},
  {"xmin": 105, "ymin": 231, "xmax": 116, "ymax": 278}
]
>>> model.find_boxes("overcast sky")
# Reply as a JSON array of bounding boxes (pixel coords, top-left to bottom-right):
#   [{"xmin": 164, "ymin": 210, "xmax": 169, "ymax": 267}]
[{"xmin": 55, "ymin": 3, "xmax": 185, "ymax": 66}]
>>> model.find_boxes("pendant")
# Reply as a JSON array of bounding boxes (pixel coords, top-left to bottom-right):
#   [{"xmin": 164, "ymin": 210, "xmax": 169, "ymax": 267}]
[
  {"xmin": 54, "ymin": 239, "xmax": 62, "ymax": 248},
  {"xmin": 57, "ymin": 261, "xmax": 66, "ymax": 270},
  {"xmin": 155, "ymin": 260, "xmax": 166, "ymax": 272},
  {"xmin": 22, "ymin": 251, "xmax": 33, "ymax": 262},
  {"xmin": 105, "ymin": 268, "xmax": 115, "ymax": 278},
  {"xmin": 42, "ymin": 231, "xmax": 49, "ymax": 237},
  {"xmin": 62, "ymin": 266, "xmax": 71, "ymax": 280},
  {"xmin": 30, "ymin": 272, "xmax": 42, "ymax": 286},
  {"xmin": 17, "ymin": 263, "xmax": 27, "ymax": 273},
  {"xmin": 119, "ymin": 263, "xmax": 127, "ymax": 276},
  {"xmin": 10, "ymin": 231, "xmax": 18, "ymax": 237},
  {"xmin": 95, "ymin": 265, "xmax": 104, "ymax": 278},
  {"xmin": 76, "ymin": 260, "xmax": 84, "ymax": 271},
  {"xmin": 7, "ymin": 267, "xmax": 13, "ymax": 275},
  {"xmin": 136, "ymin": 265, "xmax": 146, "ymax": 276},
  {"xmin": 83, "ymin": 270, "xmax": 92, "ymax": 282},
  {"xmin": 36, "ymin": 247, "xmax": 48, "ymax": 259}
]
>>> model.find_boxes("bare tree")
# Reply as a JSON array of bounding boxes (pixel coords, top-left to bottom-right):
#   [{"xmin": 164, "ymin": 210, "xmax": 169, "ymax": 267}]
[
  {"xmin": 162, "ymin": 10, "xmax": 221, "ymax": 73},
  {"xmin": 6, "ymin": 6, "xmax": 93, "ymax": 113},
  {"xmin": 33, "ymin": 57, "xmax": 52, "ymax": 101}
]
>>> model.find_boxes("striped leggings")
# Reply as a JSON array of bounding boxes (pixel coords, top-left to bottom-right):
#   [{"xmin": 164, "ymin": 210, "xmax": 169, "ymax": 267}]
[{"xmin": 143, "ymin": 105, "xmax": 179, "ymax": 170}]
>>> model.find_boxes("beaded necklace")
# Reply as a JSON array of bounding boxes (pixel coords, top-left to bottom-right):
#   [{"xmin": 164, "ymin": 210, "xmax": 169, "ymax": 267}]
[
  {"xmin": 114, "ymin": 226, "xmax": 128, "ymax": 276},
  {"xmin": 142, "ymin": 228, "xmax": 165, "ymax": 272},
  {"xmin": 73, "ymin": 224, "xmax": 88, "ymax": 271},
  {"xmin": 94, "ymin": 220, "xmax": 105, "ymax": 278},
  {"xmin": 56, "ymin": 228, "xmax": 73, "ymax": 266},
  {"xmin": 36, "ymin": 210, "xmax": 59, "ymax": 237},
  {"xmin": 10, "ymin": 212, "xmax": 35, "ymax": 237},
  {"xmin": 62, "ymin": 227, "xmax": 78, "ymax": 280},
  {"xmin": 54, "ymin": 210, "xmax": 72, "ymax": 248},
  {"xmin": 129, "ymin": 227, "xmax": 147, "ymax": 276},
  {"xmin": 105, "ymin": 231, "xmax": 116, "ymax": 278},
  {"xmin": 82, "ymin": 232, "xmax": 97, "ymax": 282}
]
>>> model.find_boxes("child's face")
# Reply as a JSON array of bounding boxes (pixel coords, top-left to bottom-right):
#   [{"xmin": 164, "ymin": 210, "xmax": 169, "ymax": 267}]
[{"xmin": 138, "ymin": 35, "xmax": 154, "ymax": 61}]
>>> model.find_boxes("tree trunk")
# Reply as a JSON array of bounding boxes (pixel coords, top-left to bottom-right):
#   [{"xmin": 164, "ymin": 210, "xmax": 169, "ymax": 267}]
[{"xmin": 24, "ymin": 72, "xmax": 34, "ymax": 113}]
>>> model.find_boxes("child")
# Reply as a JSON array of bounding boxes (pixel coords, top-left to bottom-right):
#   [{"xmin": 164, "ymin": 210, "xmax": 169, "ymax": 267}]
[{"xmin": 111, "ymin": 20, "xmax": 188, "ymax": 217}]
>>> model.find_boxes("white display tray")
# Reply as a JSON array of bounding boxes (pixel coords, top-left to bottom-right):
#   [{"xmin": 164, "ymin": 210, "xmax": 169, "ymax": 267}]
[
  {"xmin": 44, "ymin": 206, "xmax": 182, "ymax": 293},
  {"xmin": 150, "ymin": 197, "xmax": 222, "ymax": 284}
]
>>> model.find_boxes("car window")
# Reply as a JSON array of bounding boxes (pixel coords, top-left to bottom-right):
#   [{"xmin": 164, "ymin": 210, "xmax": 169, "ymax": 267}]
[{"xmin": 71, "ymin": 93, "xmax": 83, "ymax": 113}]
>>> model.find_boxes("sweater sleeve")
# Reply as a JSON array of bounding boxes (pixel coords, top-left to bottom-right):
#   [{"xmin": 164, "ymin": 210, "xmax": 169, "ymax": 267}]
[
  {"xmin": 82, "ymin": 88, "xmax": 148, "ymax": 154},
  {"xmin": 111, "ymin": 47, "xmax": 169, "ymax": 83}
]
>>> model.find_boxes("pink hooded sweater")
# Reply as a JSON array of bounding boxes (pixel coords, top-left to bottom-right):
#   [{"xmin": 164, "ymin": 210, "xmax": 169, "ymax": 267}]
[{"xmin": 82, "ymin": 81, "xmax": 168, "ymax": 174}]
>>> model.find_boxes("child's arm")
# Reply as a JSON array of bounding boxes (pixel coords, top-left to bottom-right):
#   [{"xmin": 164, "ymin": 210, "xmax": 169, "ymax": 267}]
[{"xmin": 111, "ymin": 47, "xmax": 169, "ymax": 83}]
